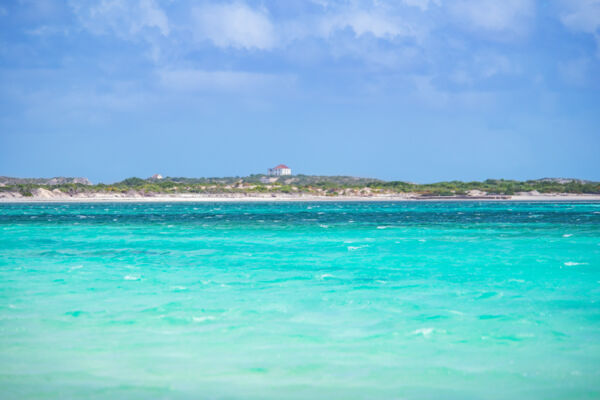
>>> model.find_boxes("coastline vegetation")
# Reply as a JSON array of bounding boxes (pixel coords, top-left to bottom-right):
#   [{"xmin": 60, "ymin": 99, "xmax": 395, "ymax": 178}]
[{"xmin": 1, "ymin": 175, "xmax": 599, "ymax": 197}]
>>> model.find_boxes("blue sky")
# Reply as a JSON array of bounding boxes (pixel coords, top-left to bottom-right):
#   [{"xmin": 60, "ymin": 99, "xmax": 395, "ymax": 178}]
[{"xmin": 0, "ymin": 0, "xmax": 599, "ymax": 183}]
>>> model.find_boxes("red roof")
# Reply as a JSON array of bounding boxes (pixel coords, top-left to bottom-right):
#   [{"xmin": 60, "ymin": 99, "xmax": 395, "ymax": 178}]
[{"xmin": 273, "ymin": 164, "xmax": 290, "ymax": 169}]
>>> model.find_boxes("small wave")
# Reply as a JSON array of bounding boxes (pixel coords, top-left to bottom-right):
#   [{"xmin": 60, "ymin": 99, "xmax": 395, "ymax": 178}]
[
  {"xmin": 477, "ymin": 291, "xmax": 502, "ymax": 299},
  {"xmin": 347, "ymin": 245, "xmax": 367, "ymax": 251},
  {"xmin": 564, "ymin": 262, "xmax": 586, "ymax": 266},
  {"xmin": 124, "ymin": 275, "xmax": 140, "ymax": 280},
  {"xmin": 193, "ymin": 316, "xmax": 216, "ymax": 322},
  {"xmin": 508, "ymin": 278, "xmax": 525, "ymax": 283},
  {"xmin": 319, "ymin": 224, "xmax": 329, "ymax": 228},
  {"xmin": 562, "ymin": 234, "xmax": 573, "ymax": 238},
  {"xmin": 318, "ymin": 273, "xmax": 334, "ymax": 280},
  {"xmin": 172, "ymin": 286, "xmax": 188, "ymax": 291},
  {"xmin": 376, "ymin": 226, "xmax": 389, "ymax": 229},
  {"xmin": 413, "ymin": 328, "xmax": 434, "ymax": 337}
]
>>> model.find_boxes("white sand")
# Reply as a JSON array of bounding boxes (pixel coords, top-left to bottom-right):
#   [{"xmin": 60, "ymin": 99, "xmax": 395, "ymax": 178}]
[{"xmin": 1, "ymin": 191, "xmax": 599, "ymax": 202}]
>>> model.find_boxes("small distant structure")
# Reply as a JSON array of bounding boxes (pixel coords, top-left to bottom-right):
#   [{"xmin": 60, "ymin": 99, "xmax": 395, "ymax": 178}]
[
  {"xmin": 268, "ymin": 164, "xmax": 291, "ymax": 176},
  {"xmin": 151, "ymin": 174, "xmax": 163, "ymax": 180}
]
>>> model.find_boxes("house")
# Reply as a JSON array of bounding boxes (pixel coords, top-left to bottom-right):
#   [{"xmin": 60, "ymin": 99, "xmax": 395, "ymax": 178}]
[
  {"xmin": 268, "ymin": 164, "xmax": 292, "ymax": 176},
  {"xmin": 151, "ymin": 174, "xmax": 163, "ymax": 180}
]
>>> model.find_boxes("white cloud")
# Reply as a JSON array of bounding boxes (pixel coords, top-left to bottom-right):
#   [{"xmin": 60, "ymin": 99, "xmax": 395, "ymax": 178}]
[
  {"xmin": 137, "ymin": 0, "xmax": 169, "ymax": 36},
  {"xmin": 192, "ymin": 3, "xmax": 275, "ymax": 50},
  {"xmin": 71, "ymin": 0, "xmax": 169, "ymax": 37},
  {"xmin": 402, "ymin": 0, "xmax": 440, "ymax": 12},
  {"xmin": 450, "ymin": 53, "xmax": 519, "ymax": 85},
  {"xmin": 559, "ymin": 0, "xmax": 600, "ymax": 33},
  {"xmin": 269, "ymin": 2, "xmax": 428, "ymax": 47},
  {"xmin": 69, "ymin": 0, "xmax": 169, "ymax": 62},
  {"xmin": 450, "ymin": 0, "xmax": 535, "ymax": 35},
  {"xmin": 559, "ymin": 0, "xmax": 600, "ymax": 57},
  {"xmin": 476, "ymin": 53, "xmax": 518, "ymax": 78},
  {"xmin": 321, "ymin": 11, "xmax": 410, "ymax": 39},
  {"xmin": 26, "ymin": 25, "xmax": 70, "ymax": 36},
  {"xmin": 158, "ymin": 69, "xmax": 294, "ymax": 92}
]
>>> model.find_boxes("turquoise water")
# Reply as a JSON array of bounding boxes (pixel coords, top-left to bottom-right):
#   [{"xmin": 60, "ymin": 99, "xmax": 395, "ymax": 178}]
[{"xmin": 1, "ymin": 201, "xmax": 599, "ymax": 399}]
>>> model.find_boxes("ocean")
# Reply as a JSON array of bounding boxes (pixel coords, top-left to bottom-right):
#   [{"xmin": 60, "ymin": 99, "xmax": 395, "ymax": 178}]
[{"xmin": 1, "ymin": 201, "xmax": 599, "ymax": 399}]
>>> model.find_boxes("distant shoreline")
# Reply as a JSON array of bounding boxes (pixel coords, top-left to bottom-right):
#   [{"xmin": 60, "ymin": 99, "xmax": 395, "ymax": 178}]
[
  {"xmin": 2, "ymin": 176, "xmax": 599, "ymax": 203},
  {"xmin": 2, "ymin": 193, "xmax": 600, "ymax": 203}
]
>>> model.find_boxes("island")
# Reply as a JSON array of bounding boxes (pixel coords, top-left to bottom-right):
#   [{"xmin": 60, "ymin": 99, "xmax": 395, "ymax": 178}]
[{"xmin": 1, "ymin": 175, "xmax": 599, "ymax": 202}]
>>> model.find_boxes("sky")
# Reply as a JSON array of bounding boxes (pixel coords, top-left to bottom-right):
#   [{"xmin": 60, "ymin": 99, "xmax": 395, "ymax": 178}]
[{"xmin": 0, "ymin": 0, "xmax": 599, "ymax": 184}]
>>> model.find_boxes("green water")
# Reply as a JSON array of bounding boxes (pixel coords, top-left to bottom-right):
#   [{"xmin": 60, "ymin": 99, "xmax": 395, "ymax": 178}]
[{"xmin": 1, "ymin": 202, "xmax": 599, "ymax": 399}]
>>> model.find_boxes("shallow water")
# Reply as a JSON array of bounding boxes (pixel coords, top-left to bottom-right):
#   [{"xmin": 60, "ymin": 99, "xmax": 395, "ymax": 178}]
[{"xmin": 1, "ymin": 201, "xmax": 599, "ymax": 399}]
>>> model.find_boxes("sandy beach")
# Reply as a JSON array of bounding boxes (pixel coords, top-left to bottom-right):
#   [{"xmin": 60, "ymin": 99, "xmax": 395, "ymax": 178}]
[{"xmin": 2, "ymin": 191, "xmax": 600, "ymax": 202}]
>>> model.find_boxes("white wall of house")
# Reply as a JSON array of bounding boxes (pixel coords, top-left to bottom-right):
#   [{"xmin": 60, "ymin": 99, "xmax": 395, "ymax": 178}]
[{"xmin": 268, "ymin": 167, "xmax": 292, "ymax": 176}]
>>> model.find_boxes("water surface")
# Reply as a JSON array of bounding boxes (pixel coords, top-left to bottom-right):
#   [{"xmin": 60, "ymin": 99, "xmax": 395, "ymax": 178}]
[{"xmin": 1, "ymin": 202, "xmax": 599, "ymax": 399}]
